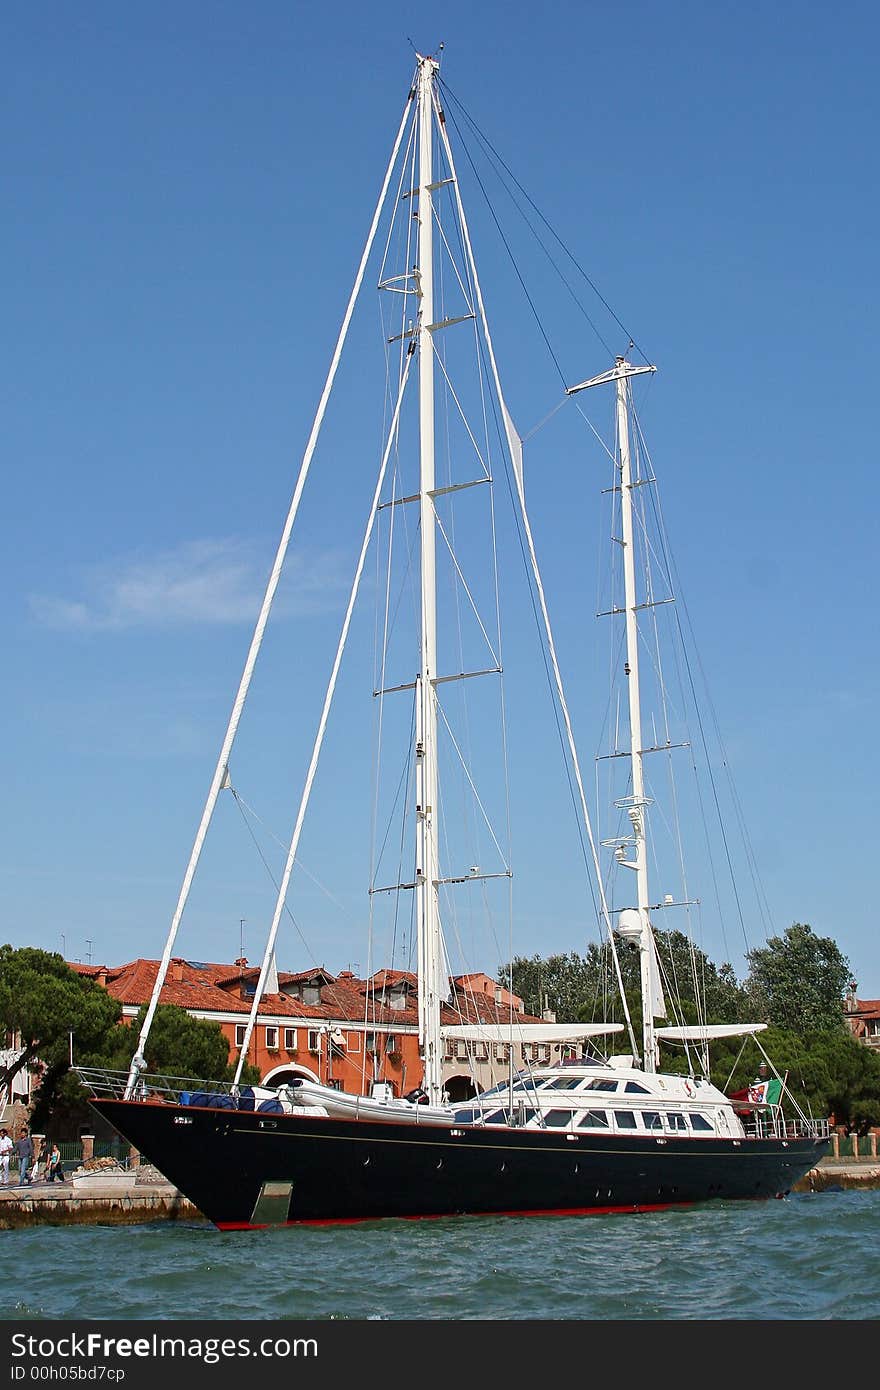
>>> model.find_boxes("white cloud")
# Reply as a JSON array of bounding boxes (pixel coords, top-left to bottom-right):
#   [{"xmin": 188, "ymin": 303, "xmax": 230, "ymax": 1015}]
[{"xmin": 29, "ymin": 537, "xmax": 346, "ymax": 631}]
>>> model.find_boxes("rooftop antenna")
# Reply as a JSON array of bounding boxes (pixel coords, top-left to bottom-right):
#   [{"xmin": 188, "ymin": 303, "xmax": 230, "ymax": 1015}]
[{"xmin": 85, "ymin": 939, "xmax": 93, "ymax": 965}]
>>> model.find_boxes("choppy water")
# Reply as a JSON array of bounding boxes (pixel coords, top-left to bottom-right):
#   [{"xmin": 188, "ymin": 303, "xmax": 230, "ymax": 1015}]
[{"xmin": 3, "ymin": 1190, "xmax": 877, "ymax": 1321}]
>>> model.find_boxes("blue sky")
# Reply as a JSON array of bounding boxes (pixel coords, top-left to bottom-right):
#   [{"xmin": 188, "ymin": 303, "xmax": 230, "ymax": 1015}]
[{"xmin": 4, "ymin": 2, "xmax": 878, "ymax": 1000}]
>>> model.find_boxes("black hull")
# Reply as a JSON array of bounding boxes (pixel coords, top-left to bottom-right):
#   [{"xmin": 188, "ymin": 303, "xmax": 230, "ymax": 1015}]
[{"xmin": 93, "ymin": 1098, "xmax": 830, "ymax": 1229}]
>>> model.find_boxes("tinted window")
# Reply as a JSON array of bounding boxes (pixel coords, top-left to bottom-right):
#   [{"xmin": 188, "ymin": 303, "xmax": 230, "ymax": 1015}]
[
  {"xmin": 544, "ymin": 1109, "xmax": 574, "ymax": 1127},
  {"xmin": 690, "ymin": 1113, "xmax": 714, "ymax": 1131},
  {"xmin": 614, "ymin": 1110, "xmax": 638, "ymax": 1129},
  {"xmin": 541, "ymin": 1076, "xmax": 584, "ymax": 1090},
  {"xmin": 577, "ymin": 1110, "xmax": 610, "ymax": 1128},
  {"xmin": 667, "ymin": 1113, "xmax": 687, "ymax": 1131},
  {"xmin": 625, "ymin": 1082, "xmax": 650, "ymax": 1094},
  {"xmin": 642, "ymin": 1111, "xmax": 663, "ymax": 1131},
  {"xmin": 587, "ymin": 1079, "xmax": 618, "ymax": 1092}
]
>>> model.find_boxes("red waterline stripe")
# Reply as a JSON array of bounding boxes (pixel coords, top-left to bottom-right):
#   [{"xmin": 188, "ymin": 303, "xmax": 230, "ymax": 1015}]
[{"xmin": 215, "ymin": 1198, "xmax": 706, "ymax": 1231}]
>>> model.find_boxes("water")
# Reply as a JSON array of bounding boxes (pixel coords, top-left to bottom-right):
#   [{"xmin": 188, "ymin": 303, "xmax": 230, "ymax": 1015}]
[{"xmin": 3, "ymin": 1190, "xmax": 878, "ymax": 1321}]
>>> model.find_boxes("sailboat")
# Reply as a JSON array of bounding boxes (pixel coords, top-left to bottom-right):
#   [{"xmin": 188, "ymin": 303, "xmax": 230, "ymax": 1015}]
[{"xmin": 77, "ymin": 52, "xmax": 830, "ymax": 1227}]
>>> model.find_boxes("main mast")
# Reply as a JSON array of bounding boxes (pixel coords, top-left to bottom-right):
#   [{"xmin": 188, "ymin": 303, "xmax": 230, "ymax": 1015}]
[{"xmin": 414, "ymin": 54, "xmax": 444, "ymax": 1105}]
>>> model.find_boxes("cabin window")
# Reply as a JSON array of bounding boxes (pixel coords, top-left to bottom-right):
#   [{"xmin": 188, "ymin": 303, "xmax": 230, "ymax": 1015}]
[
  {"xmin": 625, "ymin": 1081, "xmax": 650, "ymax": 1094},
  {"xmin": 690, "ymin": 1113, "xmax": 714, "ymax": 1131},
  {"xmin": 483, "ymin": 1109, "xmax": 509, "ymax": 1125},
  {"xmin": 666, "ymin": 1112, "xmax": 687, "ymax": 1131},
  {"xmin": 265, "ymin": 1027, "xmax": 279, "ymax": 1051},
  {"xmin": 283, "ymin": 1028, "xmax": 297, "ymax": 1051},
  {"xmin": 234, "ymin": 1024, "xmax": 247, "ymax": 1048},
  {"xmin": 587, "ymin": 1079, "xmax": 618, "ymax": 1092},
  {"xmin": 541, "ymin": 1075, "xmax": 583, "ymax": 1090},
  {"xmin": 346, "ymin": 1031, "xmax": 361, "ymax": 1053},
  {"xmin": 544, "ymin": 1109, "xmax": 575, "ymax": 1128},
  {"xmin": 641, "ymin": 1110, "xmax": 663, "ymax": 1131},
  {"xmin": 577, "ymin": 1109, "xmax": 610, "ymax": 1128},
  {"xmin": 308, "ymin": 1029, "xmax": 321, "ymax": 1053},
  {"xmin": 614, "ymin": 1110, "xmax": 638, "ymax": 1129}
]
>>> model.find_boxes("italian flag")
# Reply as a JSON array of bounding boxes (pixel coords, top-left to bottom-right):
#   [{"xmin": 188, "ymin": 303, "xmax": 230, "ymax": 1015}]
[{"xmin": 730, "ymin": 1078, "xmax": 783, "ymax": 1105}]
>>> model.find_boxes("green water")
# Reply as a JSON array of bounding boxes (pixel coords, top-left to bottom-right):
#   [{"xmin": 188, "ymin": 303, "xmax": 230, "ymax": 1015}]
[{"xmin": 2, "ymin": 1189, "xmax": 877, "ymax": 1321}]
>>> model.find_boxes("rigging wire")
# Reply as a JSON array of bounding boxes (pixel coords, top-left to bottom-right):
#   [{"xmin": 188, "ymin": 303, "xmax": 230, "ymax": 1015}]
[
  {"xmin": 439, "ymin": 97, "xmax": 569, "ymax": 392},
  {"xmin": 438, "ymin": 76, "xmax": 650, "ymax": 366}
]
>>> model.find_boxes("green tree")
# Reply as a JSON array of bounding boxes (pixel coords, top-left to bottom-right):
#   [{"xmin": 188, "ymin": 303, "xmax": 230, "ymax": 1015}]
[
  {"xmin": 499, "ymin": 951, "xmax": 602, "ymax": 1022},
  {"xmin": 705, "ymin": 1026, "xmax": 880, "ymax": 1131},
  {"xmin": 744, "ymin": 923, "xmax": 850, "ymax": 1033},
  {"xmin": 0, "ymin": 945, "xmax": 122, "ymax": 1094},
  {"xmin": 501, "ymin": 931, "xmax": 747, "ymax": 1027},
  {"xmin": 31, "ymin": 1003, "xmax": 260, "ymax": 1136}
]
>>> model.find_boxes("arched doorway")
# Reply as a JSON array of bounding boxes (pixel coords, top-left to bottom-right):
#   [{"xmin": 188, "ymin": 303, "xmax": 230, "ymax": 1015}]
[
  {"xmin": 444, "ymin": 1073, "xmax": 477, "ymax": 1102},
  {"xmin": 261, "ymin": 1064, "xmax": 320, "ymax": 1088}
]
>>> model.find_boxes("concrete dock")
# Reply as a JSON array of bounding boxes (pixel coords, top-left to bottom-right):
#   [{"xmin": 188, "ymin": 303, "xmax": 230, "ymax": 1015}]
[{"xmin": 0, "ymin": 1164, "xmax": 203, "ymax": 1228}]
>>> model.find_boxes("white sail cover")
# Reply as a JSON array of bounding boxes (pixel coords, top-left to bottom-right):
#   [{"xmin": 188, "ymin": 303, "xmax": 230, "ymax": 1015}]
[
  {"xmin": 654, "ymin": 1023, "xmax": 768, "ymax": 1041},
  {"xmin": 440, "ymin": 1023, "xmax": 624, "ymax": 1042},
  {"xmin": 647, "ymin": 932, "xmax": 667, "ymax": 1020}
]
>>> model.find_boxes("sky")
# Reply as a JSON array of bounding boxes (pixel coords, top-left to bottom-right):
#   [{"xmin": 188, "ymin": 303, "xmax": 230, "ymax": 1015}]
[{"xmin": 3, "ymin": 1, "xmax": 878, "ymax": 1001}]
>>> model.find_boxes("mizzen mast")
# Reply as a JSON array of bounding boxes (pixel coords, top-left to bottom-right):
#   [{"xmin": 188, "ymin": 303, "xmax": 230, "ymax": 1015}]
[{"xmin": 567, "ymin": 356, "xmax": 664, "ymax": 1071}]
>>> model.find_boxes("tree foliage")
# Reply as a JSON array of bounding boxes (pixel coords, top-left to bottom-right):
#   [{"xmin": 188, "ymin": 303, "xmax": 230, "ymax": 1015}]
[
  {"xmin": 500, "ymin": 931, "xmax": 748, "ymax": 1026},
  {"xmin": 744, "ymin": 923, "xmax": 851, "ymax": 1033},
  {"xmin": 500, "ymin": 923, "xmax": 879, "ymax": 1130},
  {"xmin": 705, "ymin": 1027, "xmax": 880, "ymax": 1132},
  {"xmin": 31, "ymin": 1002, "xmax": 260, "ymax": 1136},
  {"xmin": 0, "ymin": 945, "xmax": 122, "ymax": 1091}
]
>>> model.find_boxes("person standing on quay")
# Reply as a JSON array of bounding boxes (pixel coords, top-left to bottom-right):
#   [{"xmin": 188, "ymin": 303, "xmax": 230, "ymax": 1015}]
[
  {"xmin": 14, "ymin": 1128, "xmax": 34, "ymax": 1185},
  {"xmin": 0, "ymin": 1128, "xmax": 12, "ymax": 1184},
  {"xmin": 44, "ymin": 1141, "xmax": 65, "ymax": 1183}
]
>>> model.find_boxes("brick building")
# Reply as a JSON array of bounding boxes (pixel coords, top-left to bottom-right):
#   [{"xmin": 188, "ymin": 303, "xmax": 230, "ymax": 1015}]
[{"xmin": 71, "ymin": 957, "xmax": 545, "ymax": 1101}]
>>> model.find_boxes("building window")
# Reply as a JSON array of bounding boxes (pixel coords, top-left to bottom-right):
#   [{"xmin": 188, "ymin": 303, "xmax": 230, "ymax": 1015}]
[
  {"xmin": 385, "ymin": 1034, "xmax": 398, "ymax": 1054},
  {"xmin": 265, "ymin": 1027, "xmax": 279, "ymax": 1051},
  {"xmin": 365, "ymin": 1032, "xmax": 377, "ymax": 1055},
  {"xmin": 284, "ymin": 1028, "xmax": 297, "ymax": 1051},
  {"xmin": 234, "ymin": 1024, "xmax": 247, "ymax": 1048},
  {"xmin": 308, "ymin": 1029, "xmax": 321, "ymax": 1053}
]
